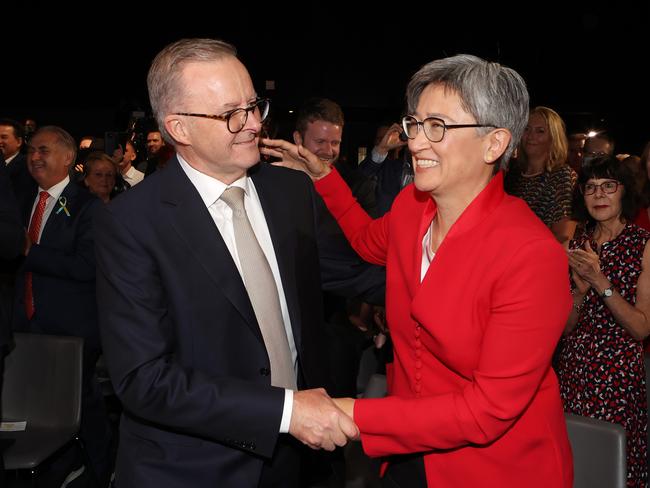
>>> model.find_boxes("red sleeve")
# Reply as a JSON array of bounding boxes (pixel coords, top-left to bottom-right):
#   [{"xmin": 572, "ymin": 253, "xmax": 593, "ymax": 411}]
[
  {"xmin": 354, "ymin": 238, "xmax": 571, "ymax": 456},
  {"xmin": 314, "ymin": 168, "xmax": 389, "ymax": 266}
]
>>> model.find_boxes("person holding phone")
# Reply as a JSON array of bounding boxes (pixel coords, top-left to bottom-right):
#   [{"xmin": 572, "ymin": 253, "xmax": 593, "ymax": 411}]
[{"xmin": 359, "ymin": 122, "xmax": 411, "ymax": 216}]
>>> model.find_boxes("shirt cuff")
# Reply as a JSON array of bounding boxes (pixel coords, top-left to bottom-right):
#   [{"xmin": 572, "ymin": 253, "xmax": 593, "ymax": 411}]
[
  {"xmin": 371, "ymin": 147, "xmax": 388, "ymax": 164},
  {"xmin": 279, "ymin": 388, "xmax": 294, "ymax": 433}
]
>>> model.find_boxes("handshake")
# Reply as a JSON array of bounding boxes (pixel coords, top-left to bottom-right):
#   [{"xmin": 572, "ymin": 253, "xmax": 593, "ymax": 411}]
[{"xmin": 289, "ymin": 388, "xmax": 359, "ymax": 451}]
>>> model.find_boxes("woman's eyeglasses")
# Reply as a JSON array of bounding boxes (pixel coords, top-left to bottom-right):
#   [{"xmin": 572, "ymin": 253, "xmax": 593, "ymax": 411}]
[{"xmin": 581, "ymin": 180, "xmax": 622, "ymax": 195}]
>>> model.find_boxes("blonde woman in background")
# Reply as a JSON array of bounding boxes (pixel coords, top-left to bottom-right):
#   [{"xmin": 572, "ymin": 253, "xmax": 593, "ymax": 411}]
[{"xmin": 506, "ymin": 106, "xmax": 577, "ymax": 244}]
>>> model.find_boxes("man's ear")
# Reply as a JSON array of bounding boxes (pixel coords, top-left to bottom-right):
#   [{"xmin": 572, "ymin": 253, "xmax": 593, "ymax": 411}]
[
  {"xmin": 484, "ymin": 128, "xmax": 511, "ymax": 164},
  {"xmin": 293, "ymin": 130, "xmax": 303, "ymax": 146},
  {"xmin": 164, "ymin": 115, "xmax": 190, "ymax": 145}
]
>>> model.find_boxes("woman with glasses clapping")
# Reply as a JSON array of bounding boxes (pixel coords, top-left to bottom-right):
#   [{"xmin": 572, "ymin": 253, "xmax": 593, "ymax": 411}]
[{"xmin": 557, "ymin": 155, "xmax": 650, "ymax": 488}]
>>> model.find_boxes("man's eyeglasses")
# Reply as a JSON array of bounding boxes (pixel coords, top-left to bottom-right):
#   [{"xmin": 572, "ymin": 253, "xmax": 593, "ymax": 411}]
[
  {"xmin": 581, "ymin": 180, "xmax": 622, "ymax": 195},
  {"xmin": 173, "ymin": 98, "xmax": 270, "ymax": 134},
  {"xmin": 401, "ymin": 115, "xmax": 497, "ymax": 143}
]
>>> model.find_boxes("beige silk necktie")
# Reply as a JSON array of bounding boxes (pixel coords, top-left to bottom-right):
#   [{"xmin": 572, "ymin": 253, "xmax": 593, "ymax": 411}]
[{"xmin": 220, "ymin": 186, "xmax": 296, "ymax": 390}]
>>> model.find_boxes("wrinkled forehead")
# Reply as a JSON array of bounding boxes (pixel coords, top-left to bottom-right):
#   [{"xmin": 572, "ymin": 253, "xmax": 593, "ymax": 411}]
[{"xmin": 179, "ymin": 58, "xmax": 255, "ymax": 108}]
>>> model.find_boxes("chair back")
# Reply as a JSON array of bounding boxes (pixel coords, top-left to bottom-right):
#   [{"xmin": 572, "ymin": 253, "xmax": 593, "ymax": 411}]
[
  {"xmin": 1, "ymin": 333, "xmax": 83, "ymax": 469},
  {"xmin": 363, "ymin": 373, "xmax": 387, "ymax": 399},
  {"xmin": 565, "ymin": 413, "xmax": 626, "ymax": 488}
]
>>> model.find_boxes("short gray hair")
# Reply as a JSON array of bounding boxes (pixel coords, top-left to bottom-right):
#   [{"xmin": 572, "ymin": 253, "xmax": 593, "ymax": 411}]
[
  {"xmin": 406, "ymin": 54, "xmax": 529, "ymax": 168},
  {"xmin": 34, "ymin": 126, "xmax": 77, "ymax": 164},
  {"xmin": 147, "ymin": 38, "xmax": 237, "ymax": 143}
]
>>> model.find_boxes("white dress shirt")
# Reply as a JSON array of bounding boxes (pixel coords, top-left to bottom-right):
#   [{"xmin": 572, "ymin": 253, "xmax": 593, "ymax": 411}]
[
  {"xmin": 4, "ymin": 151, "xmax": 20, "ymax": 165},
  {"xmin": 178, "ymin": 155, "xmax": 295, "ymax": 433},
  {"xmin": 122, "ymin": 165, "xmax": 144, "ymax": 187}
]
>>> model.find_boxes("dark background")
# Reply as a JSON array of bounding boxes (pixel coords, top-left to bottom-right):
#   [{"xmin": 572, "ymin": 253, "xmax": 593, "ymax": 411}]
[{"xmin": 6, "ymin": 4, "xmax": 649, "ymax": 158}]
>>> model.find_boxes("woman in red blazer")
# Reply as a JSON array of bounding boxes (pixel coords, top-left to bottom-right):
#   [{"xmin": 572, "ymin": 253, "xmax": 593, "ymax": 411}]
[{"xmin": 262, "ymin": 54, "xmax": 573, "ymax": 487}]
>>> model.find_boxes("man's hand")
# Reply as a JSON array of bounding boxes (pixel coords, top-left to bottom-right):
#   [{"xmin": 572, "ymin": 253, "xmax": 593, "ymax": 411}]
[
  {"xmin": 260, "ymin": 138, "xmax": 331, "ymax": 180},
  {"xmin": 112, "ymin": 145, "xmax": 125, "ymax": 165},
  {"xmin": 376, "ymin": 123, "xmax": 407, "ymax": 155},
  {"xmin": 289, "ymin": 388, "xmax": 359, "ymax": 451}
]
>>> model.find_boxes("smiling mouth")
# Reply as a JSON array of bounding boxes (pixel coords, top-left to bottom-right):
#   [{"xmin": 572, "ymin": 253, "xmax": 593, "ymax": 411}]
[{"xmin": 416, "ymin": 159, "xmax": 439, "ymax": 168}]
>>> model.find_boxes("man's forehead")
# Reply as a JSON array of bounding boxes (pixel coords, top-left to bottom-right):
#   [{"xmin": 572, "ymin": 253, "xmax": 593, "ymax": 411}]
[{"xmin": 307, "ymin": 120, "xmax": 342, "ymax": 134}]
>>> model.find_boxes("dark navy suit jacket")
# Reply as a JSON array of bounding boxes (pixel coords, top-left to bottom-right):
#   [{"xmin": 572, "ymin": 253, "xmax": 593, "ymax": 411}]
[
  {"xmin": 95, "ymin": 158, "xmax": 331, "ymax": 488},
  {"xmin": 5, "ymin": 153, "xmax": 36, "ymax": 203},
  {"xmin": 359, "ymin": 154, "xmax": 407, "ymax": 217},
  {"xmin": 0, "ymin": 163, "xmax": 24, "ymax": 351},
  {"xmin": 13, "ymin": 181, "xmax": 101, "ymax": 350}
]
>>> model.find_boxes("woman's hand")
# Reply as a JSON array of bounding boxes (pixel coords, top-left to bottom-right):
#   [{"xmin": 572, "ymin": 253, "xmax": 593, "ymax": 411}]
[
  {"xmin": 570, "ymin": 267, "xmax": 591, "ymax": 295},
  {"xmin": 260, "ymin": 138, "xmax": 331, "ymax": 180},
  {"xmin": 332, "ymin": 397, "xmax": 356, "ymax": 420},
  {"xmin": 568, "ymin": 241, "xmax": 605, "ymax": 288}
]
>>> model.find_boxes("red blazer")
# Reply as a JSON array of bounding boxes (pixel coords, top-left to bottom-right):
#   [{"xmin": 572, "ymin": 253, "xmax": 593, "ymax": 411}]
[{"xmin": 315, "ymin": 170, "xmax": 573, "ymax": 487}]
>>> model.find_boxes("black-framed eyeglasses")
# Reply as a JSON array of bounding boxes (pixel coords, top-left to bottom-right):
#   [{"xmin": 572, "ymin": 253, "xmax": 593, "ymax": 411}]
[
  {"xmin": 401, "ymin": 115, "xmax": 497, "ymax": 143},
  {"xmin": 173, "ymin": 98, "xmax": 270, "ymax": 134},
  {"xmin": 581, "ymin": 180, "xmax": 622, "ymax": 195}
]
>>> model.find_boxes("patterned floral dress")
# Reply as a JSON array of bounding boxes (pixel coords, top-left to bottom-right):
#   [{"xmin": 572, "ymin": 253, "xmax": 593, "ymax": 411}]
[
  {"xmin": 505, "ymin": 164, "xmax": 577, "ymax": 227},
  {"xmin": 557, "ymin": 223, "xmax": 649, "ymax": 487}
]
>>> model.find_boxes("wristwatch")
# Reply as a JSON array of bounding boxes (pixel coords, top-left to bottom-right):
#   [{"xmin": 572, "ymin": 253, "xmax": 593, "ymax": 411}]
[{"xmin": 601, "ymin": 286, "xmax": 614, "ymax": 298}]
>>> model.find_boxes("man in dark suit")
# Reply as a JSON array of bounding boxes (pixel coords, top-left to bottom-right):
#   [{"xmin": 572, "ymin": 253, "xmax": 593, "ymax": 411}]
[
  {"xmin": 0, "ymin": 118, "xmax": 36, "ymax": 203},
  {"xmin": 359, "ymin": 123, "xmax": 412, "ymax": 217},
  {"xmin": 94, "ymin": 38, "xmax": 358, "ymax": 488},
  {"xmin": 12, "ymin": 126, "xmax": 111, "ymax": 485},
  {"xmin": 292, "ymin": 98, "xmax": 386, "ymax": 399},
  {"xmin": 0, "ymin": 163, "xmax": 25, "ymax": 482},
  {"xmin": 0, "ymin": 163, "xmax": 23, "ymax": 353}
]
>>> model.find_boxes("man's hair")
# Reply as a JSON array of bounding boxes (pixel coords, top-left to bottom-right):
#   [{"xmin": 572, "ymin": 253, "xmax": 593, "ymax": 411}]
[
  {"xmin": 517, "ymin": 106, "xmax": 569, "ymax": 172},
  {"xmin": 295, "ymin": 98, "xmax": 344, "ymax": 137},
  {"xmin": 33, "ymin": 126, "xmax": 77, "ymax": 164},
  {"xmin": 584, "ymin": 132, "xmax": 615, "ymax": 155},
  {"xmin": 0, "ymin": 118, "xmax": 25, "ymax": 141},
  {"xmin": 147, "ymin": 38, "xmax": 237, "ymax": 143},
  {"xmin": 405, "ymin": 54, "xmax": 529, "ymax": 169}
]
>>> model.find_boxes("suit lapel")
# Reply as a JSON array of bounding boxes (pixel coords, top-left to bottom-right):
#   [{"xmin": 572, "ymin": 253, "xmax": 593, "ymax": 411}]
[
  {"xmin": 250, "ymin": 165, "xmax": 303, "ymax": 350},
  {"xmin": 40, "ymin": 182, "xmax": 80, "ymax": 241},
  {"xmin": 160, "ymin": 158, "xmax": 264, "ymax": 344}
]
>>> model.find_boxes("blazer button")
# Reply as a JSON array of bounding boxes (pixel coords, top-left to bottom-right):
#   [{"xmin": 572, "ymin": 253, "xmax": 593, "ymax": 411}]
[{"xmin": 260, "ymin": 367, "xmax": 271, "ymax": 376}]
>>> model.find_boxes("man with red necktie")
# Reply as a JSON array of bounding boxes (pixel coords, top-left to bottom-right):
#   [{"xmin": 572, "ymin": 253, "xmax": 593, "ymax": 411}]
[{"xmin": 12, "ymin": 126, "xmax": 111, "ymax": 486}]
